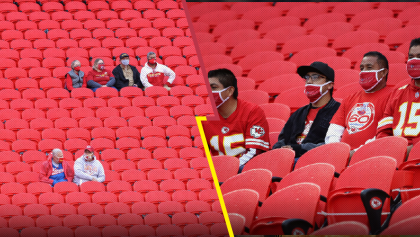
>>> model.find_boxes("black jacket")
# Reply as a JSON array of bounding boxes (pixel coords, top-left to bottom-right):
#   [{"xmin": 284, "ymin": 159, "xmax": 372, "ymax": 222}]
[
  {"xmin": 112, "ymin": 64, "xmax": 143, "ymax": 90},
  {"xmin": 272, "ymin": 98, "xmax": 340, "ymax": 157}
]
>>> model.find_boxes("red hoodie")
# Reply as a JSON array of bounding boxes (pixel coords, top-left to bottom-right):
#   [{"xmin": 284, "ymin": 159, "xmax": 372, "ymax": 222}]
[{"xmin": 39, "ymin": 154, "xmax": 74, "ymax": 185}]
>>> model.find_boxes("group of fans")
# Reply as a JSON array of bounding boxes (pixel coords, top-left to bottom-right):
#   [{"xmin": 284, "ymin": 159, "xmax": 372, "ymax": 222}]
[
  {"xmin": 203, "ymin": 37, "xmax": 420, "ymax": 169},
  {"xmin": 39, "ymin": 146, "xmax": 105, "ymax": 187},
  {"xmin": 64, "ymin": 52, "xmax": 177, "ymax": 92}
]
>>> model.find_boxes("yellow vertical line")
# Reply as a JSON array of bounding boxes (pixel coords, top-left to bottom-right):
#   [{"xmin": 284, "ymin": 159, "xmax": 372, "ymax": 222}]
[{"xmin": 195, "ymin": 116, "xmax": 234, "ymax": 237}]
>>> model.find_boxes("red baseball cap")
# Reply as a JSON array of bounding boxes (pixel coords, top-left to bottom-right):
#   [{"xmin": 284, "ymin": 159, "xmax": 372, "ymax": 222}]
[{"xmin": 85, "ymin": 146, "xmax": 94, "ymax": 153}]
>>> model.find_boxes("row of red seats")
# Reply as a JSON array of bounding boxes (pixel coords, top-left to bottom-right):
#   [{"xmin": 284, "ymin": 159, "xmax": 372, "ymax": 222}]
[
  {"xmin": 0, "ymin": 2, "xmax": 182, "ymax": 18},
  {"xmin": 0, "ymin": 178, "xmax": 216, "ymax": 197},
  {"xmin": 0, "ymin": 17, "xmax": 187, "ymax": 32},
  {"xmin": 0, "ymin": 146, "xmax": 204, "ymax": 162},
  {"xmin": 190, "ymin": 2, "xmax": 420, "ymax": 25},
  {"xmin": 0, "ymin": 224, "xmax": 224, "ymax": 237},
  {"xmin": 0, "ymin": 94, "xmax": 208, "ymax": 111},
  {"xmin": 0, "ymin": 114, "xmax": 199, "ymax": 134},
  {"xmin": 0, "ymin": 160, "xmax": 212, "ymax": 179},
  {"xmin": 0, "ymin": 1, "xmax": 182, "ymax": 14},
  {"xmin": 1, "ymin": 132, "xmax": 199, "ymax": 152},
  {"xmin": 0, "ymin": 86, "xmax": 207, "ymax": 102},
  {"xmin": 0, "ymin": 124, "xmax": 202, "ymax": 142},
  {"xmin": 0, "ymin": 166, "xmax": 212, "ymax": 185},
  {"xmin": 0, "ymin": 101, "xmax": 213, "ymax": 119},
  {"xmin": 1, "ymin": 0, "xmax": 180, "ymax": 4},
  {"xmin": 0, "ymin": 35, "xmax": 194, "ymax": 52},
  {"xmin": 0, "ymin": 212, "xmax": 225, "ymax": 233},
  {"xmin": 0, "ymin": 45, "xmax": 196, "ymax": 63}
]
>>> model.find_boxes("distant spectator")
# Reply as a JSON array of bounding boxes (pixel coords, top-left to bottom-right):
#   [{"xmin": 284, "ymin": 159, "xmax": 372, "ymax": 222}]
[
  {"xmin": 140, "ymin": 52, "xmax": 176, "ymax": 90},
  {"xmin": 86, "ymin": 58, "xmax": 117, "ymax": 92},
  {"xmin": 65, "ymin": 60, "xmax": 86, "ymax": 92},
  {"xmin": 113, "ymin": 53, "xmax": 143, "ymax": 90},
  {"xmin": 73, "ymin": 146, "xmax": 105, "ymax": 185},
  {"xmin": 39, "ymin": 148, "xmax": 74, "ymax": 187}
]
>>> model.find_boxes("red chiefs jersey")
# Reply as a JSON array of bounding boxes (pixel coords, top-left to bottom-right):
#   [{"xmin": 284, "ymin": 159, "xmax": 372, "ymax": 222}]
[
  {"xmin": 202, "ymin": 99, "xmax": 270, "ymax": 157},
  {"xmin": 377, "ymin": 80, "xmax": 420, "ymax": 145},
  {"xmin": 331, "ymin": 86, "xmax": 392, "ymax": 149}
]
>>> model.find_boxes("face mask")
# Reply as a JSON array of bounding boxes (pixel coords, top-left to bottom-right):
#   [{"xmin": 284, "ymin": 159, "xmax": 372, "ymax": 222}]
[
  {"xmin": 121, "ymin": 59, "xmax": 129, "ymax": 66},
  {"xmin": 407, "ymin": 58, "xmax": 420, "ymax": 79},
  {"xmin": 98, "ymin": 63, "xmax": 105, "ymax": 70},
  {"xmin": 359, "ymin": 68, "xmax": 385, "ymax": 92},
  {"xmin": 84, "ymin": 154, "xmax": 94, "ymax": 161},
  {"xmin": 212, "ymin": 87, "xmax": 231, "ymax": 108},
  {"xmin": 74, "ymin": 66, "xmax": 80, "ymax": 71},
  {"xmin": 304, "ymin": 82, "xmax": 331, "ymax": 104},
  {"xmin": 148, "ymin": 59, "xmax": 156, "ymax": 65},
  {"xmin": 58, "ymin": 158, "xmax": 64, "ymax": 163}
]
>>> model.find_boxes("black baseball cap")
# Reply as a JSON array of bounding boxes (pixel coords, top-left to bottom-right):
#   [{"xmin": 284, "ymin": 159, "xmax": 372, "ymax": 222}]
[
  {"xmin": 120, "ymin": 53, "xmax": 129, "ymax": 59},
  {"xmin": 297, "ymin": 61, "xmax": 335, "ymax": 82}
]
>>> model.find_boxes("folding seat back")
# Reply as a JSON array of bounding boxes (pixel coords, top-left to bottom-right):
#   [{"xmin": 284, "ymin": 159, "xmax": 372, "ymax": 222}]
[
  {"xmin": 111, "ymin": 159, "xmax": 136, "ymax": 174},
  {"xmin": 250, "ymin": 183, "xmax": 320, "ymax": 234},
  {"xmin": 78, "ymin": 117, "xmax": 103, "ymax": 131},
  {"xmin": 59, "ymin": 98, "xmax": 83, "ymax": 111},
  {"xmin": 115, "ymin": 137, "xmax": 141, "ymax": 153},
  {"xmin": 91, "ymin": 127, "xmax": 116, "ymax": 142},
  {"xmin": 63, "ymin": 214, "xmax": 90, "ymax": 230},
  {"xmin": 132, "ymin": 180, "xmax": 159, "ymax": 196},
  {"xmin": 47, "ymin": 226, "xmax": 73, "ymax": 237},
  {"xmin": 326, "ymin": 156, "xmax": 397, "ymax": 232},
  {"xmin": 388, "ymin": 194, "xmax": 420, "ymax": 226},
  {"xmin": 120, "ymin": 107, "xmax": 144, "ymax": 120},
  {"xmin": 8, "ymin": 215, "xmax": 36, "ymax": 231},
  {"xmin": 221, "ymin": 168, "xmax": 271, "ymax": 203},
  {"xmin": 90, "ymin": 138, "xmax": 115, "ymax": 152},
  {"xmin": 350, "ymin": 136, "xmax": 407, "ymax": 167},
  {"xmin": 294, "ymin": 142, "xmax": 350, "ymax": 174},
  {"xmin": 143, "ymin": 212, "xmax": 171, "ymax": 228},
  {"xmin": 212, "ymin": 155, "xmax": 239, "ymax": 182},
  {"xmin": 158, "ymin": 201, "xmax": 184, "ymax": 216},
  {"xmin": 116, "ymin": 126, "xmax": 140, "ymax": 140},
  {"xmin": 141, "ymin": 137, "xmax": 167, "ymax": 152}
]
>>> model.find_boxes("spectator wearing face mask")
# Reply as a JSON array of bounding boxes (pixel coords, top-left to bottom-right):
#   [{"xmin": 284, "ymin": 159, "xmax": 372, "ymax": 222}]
[
  {"xmin": 140, "ymin": 51, "xmax": 176, "ymax": 91},
  {"xmin": 39, "ymin": 148, "xmax": 74, "ymax": 187},
  {"xmin": 86, "ymin": 58, "xmax": 117, "ymax": 92},
  {"xmin": 65, "ymin": 60, "xmax": 86, "ymax": 92},
  {"xmin": 272, "ymin": 62, "xmax": 340, "ymax": 163},
  {"xmin": 113, "ymin": 53, "xmax": 143, "ymax": 90},
  {"xmin": 325, "ymin": 51, "xmax": 392, "ymax": 155},
  {"xmin": 73, "ymin": 146, "xmax": 105, "ymax": 185}
]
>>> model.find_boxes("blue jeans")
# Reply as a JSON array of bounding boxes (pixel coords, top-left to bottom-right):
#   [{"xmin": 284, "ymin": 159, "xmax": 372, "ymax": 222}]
[{"xmin": 91, "ymin": 86, "xmax": 117, "ymax": 92}]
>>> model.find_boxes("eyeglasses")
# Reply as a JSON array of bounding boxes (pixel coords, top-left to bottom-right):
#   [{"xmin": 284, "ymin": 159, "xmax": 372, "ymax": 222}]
[{"xmin": 304, "ymin": 74, "xmax": 326, "ymax": 83}]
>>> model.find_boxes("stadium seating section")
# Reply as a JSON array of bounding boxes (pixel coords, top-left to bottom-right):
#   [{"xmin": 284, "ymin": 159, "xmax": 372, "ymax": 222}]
[
  {"xmin": 188, "ymin": 1, "xmax": 420, "ymax": 235},
  {"xmin": 0, "ymin": 0, "xmax": 223, "ymax": 236}
]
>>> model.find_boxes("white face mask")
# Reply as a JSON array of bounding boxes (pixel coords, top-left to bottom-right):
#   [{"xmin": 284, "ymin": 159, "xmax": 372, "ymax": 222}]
[
  {"xmin": 212, "ymin": 87, "xmax": 231, "ymax": 108},
  {"xmin": 121, "ymin": 59, "xmax": 129, "ymax": 66}
]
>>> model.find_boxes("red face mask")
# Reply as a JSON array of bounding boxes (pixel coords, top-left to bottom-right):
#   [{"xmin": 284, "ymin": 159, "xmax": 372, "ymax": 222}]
[
  {"xmin": 98, "ymin": 63, "xmax": 105, "ymax": 70},
  {"xmin": 212, "ymin": 87, "xmax": 231, "ymax": 108},
  {"xmin": 74, "ymin": 66, "xmax": 80, "ymax": 71},
  {"xmin": 58, "ymin": 158, "xmax": 64, "ymax": 163},
  {"xmin": 359, "ymin": 68, "xmax": 384, "ymax": 92},
  {"xmin": 149, "ymin": 59, "xmax": 156, "ymax": 65},
  {"xmin": 304, "ymin": 82, "xmax": 331, "ymax": 103},
  {"xmin": 407, "ymin": 58, "xmax": 420, "ymax": 79}
]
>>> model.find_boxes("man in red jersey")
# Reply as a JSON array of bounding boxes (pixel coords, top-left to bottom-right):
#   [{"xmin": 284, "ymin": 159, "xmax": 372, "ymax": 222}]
[
  {"xmin": 326, "ymin": 51, "xmax": 392, "ymax": 153},
  {"xmin": 377, "ymin": 38, "xmax": 420, "ymax": 153},
  {"xmin": 272, "ymin": 62, "xmax": 340, "ymax": 163},
  {"xmin": 202, "ymin": 68, "xmax": 270, "ymax": 170}
]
